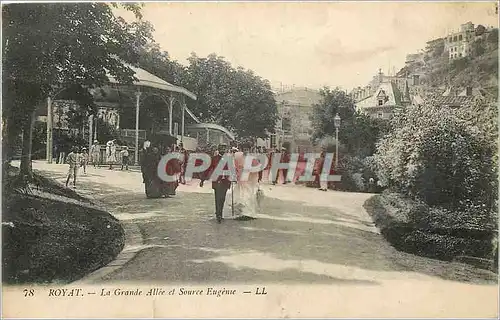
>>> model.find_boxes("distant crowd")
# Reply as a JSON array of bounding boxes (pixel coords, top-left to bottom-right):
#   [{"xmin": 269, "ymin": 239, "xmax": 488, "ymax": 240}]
[{"xmin": 56, "ymin": 138, "xmax": 338, "ymax": 194}]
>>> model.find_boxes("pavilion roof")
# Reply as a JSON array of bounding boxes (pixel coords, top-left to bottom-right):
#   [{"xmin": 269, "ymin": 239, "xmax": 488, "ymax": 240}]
[{"xmin": 107, "ymin": 64, "xmax": 197, "ymax": 101}]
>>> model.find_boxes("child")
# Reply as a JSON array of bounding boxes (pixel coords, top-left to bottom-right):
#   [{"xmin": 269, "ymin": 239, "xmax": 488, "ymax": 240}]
[
  {"xmin": 65, "ymin": 146, "xmax": 80, "ymax": 188},
  {"xmin": 120, "ymin": 146, "xmax": 129, "ymax": 170},
  {"xmin": 80, "ymin": 147, "xmax": 89, "ymax": 174}
]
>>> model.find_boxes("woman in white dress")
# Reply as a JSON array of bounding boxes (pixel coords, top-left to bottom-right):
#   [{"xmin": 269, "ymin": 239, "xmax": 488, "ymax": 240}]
[
  {"xmin": 223, "ymin": 145, "xmax": 261, "ymax": 220},
  {"xmin": 106, "ymin": 140, "xmax": 117, "ymax": 170}
]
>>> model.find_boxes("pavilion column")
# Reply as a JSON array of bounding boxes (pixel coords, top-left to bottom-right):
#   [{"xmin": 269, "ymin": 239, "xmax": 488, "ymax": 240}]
[
  {"xmin": 181, "ymin": 97, "xmax": 185, "ymax": 142},
  {"xmin": 94, "ymin": 118, "xmax": 98, "ymax": 142},
  {"xmin": 168, "ymin": 94, "xmax": 174, "ymax": 135},
  {"xmin": 206, "ymin": 128, "xmax": 210, "ymax": 144},
  {"xmin": 88, "ymin": 115, "xmax": 94, "ymax": 151},
  {"xmin": 134, "ymin": 90, "xmax": 142, "ymax": 166},
  {"xmin": 45, "ymin": 96, "xmax": 53, "ymax": 163}
]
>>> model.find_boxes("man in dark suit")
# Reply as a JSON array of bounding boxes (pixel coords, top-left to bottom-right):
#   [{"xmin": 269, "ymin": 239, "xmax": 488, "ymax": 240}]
[
  {"xmin": 200, "ymin": 143, "xmax": 232, "ymax": 223},
  {"xmin": 273, "ymin": 147, "xmax": 290, "ymax": 185}
]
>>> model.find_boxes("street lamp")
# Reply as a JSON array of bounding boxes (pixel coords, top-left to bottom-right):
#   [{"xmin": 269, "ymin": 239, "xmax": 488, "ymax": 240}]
[{"xmin": 334, "ymin": 113, "xmax": 341, "ymax": 168}]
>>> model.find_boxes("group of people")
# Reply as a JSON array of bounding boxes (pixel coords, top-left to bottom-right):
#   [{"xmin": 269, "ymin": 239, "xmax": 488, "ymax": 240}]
[
  {"xmin": 195, "ymin": 143, "xmax": 337, "ymax": 223},
  {"xmin": 63, "ymin": 139, "xmax": 132, "ymax": 188},
  {"xmin": 62, "ymin": 136, "xmax": 336, "ymax": 223},
  {"xmin": 89, "ymin": 139, "xmax": 130, "ymax": 170},
  {"xmin": 139, "ymin": 141, "xmax": 187, "ymax": 199}
]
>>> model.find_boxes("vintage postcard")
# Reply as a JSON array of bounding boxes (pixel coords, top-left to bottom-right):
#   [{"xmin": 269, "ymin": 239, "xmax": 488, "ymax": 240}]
[{"xmin": 2, "ymin": 1, "xmax": 499, "ymax": 318}]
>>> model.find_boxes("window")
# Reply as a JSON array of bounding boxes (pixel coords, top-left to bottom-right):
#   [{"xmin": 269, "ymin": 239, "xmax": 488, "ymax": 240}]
[
  {"xmin": 270, "ymin": 134, "xmax": 276, "ymax": 148},
  {"xmin": 282, "ymin": 118, "xmax": 291, "ymax": 133},
  {"xmin": 377, "ymin": 112, "xmax": 383, "ymax": 118},
  {"xmin": 459, "ymin": 53, "xmax": 462, "ymax": 57},
  {"xmin": 459, "ymin": 34, "xmax": 463, "ymax": 41},
  {"xmin": 378, "ymin": 99, "xmax": 383, "ymax": 106}
]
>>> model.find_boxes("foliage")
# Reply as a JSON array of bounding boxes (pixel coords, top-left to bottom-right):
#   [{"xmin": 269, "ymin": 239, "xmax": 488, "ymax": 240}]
[
  {"xmin": 2, "ymin": 3, "xmax": 152, "ymax": 174},
  {"xmin": 32, "ymin": 121, "xmax": 47, "ymax": 160},
  {"xmin": 334, "ymin": 155, "xmax": 382, "ymax": 193},
  {"xmin": 487, "ymin": 28, "xmax": 498, "ymax": 44},
  {"xmin": 472, "ymin": 38, "xmax": 486, "ymax": 57},
  {"xmin": 311, "ymin": 87, "xmax": 391, "ymax": 157},
  {"xmin": 3, "ymin": 170, "xmax": 124, "ymax": 284},
  {"xmin": 95, "ymin": 117, "xmax": 121, "ymax": 144},
  {"xmin": 137, "ymin": 42, "xmax": 187, "ymax": 86},
  {"xmin": 364, "ymin": 194, "xmax": 497, "ymax": 266},
  {"xmin": 374, "ymin": 104, "xmax": 497, "ymax": 212},
  {"xmin": 475, "ymin": 25, "xmax": 487, "ymax": 36}
]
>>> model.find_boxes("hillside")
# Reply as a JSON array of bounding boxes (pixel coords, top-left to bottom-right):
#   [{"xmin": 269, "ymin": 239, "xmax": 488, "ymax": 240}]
[{"xmin": 401, "ymin": 28, "xmax": 498, "ymax": 99}]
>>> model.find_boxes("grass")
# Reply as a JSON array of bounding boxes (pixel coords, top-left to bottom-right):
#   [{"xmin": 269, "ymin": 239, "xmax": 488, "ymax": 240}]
[
  {"xmin": 364, "ymin": 192, "xmax": 498, "ymax": 272},
  {"xmin": 2, "ymin": 166, "xmax": 125, "ymax": 284}
]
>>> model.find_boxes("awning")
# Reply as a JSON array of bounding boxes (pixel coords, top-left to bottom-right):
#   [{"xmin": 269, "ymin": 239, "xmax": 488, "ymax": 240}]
[{"xmin": 187, "ymin": 123, "xmax": 236, "ymax": 140}]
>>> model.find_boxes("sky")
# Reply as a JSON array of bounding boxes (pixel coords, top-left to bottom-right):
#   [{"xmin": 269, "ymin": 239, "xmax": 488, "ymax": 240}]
[{"xmin": 115, "ymin": 1, "xmax": 498, "ymax": 91}]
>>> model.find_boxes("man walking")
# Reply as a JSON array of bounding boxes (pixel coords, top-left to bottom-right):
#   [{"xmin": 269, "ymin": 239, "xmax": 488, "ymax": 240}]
[
  {"xmin": 179, "ymin": 143, "xmax": 188, "ymax": 184},
  {"xmin": 90, "ymin": 140, "xmax": 100, "ymax": 168},
  {"xmin": 65, "ymin": 146, "xmax": 80, "ymax": 188},
  {"xmin": 120, "ymin": 146, "xmax": 129, "ymax": 170},
  {"xmin": 200, "ymin": 143, "xmax": 232, "ymax": 223},
  {"xmin": 273, "ymin": 147, "xmax": 290, "ymax": 185}
]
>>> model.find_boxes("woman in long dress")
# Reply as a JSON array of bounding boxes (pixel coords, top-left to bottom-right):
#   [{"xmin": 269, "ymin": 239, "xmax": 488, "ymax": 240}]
[
  {"xmin": 223, "ymin": 147, "xmax": 261, "ymax": 220},
  {"xmin": 106, "ymin": 140, "xmax": 117, "ymax": 170}
]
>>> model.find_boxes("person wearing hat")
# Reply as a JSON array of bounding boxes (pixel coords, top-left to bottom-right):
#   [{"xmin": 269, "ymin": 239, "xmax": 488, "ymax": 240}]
[
  {"xmin": 65, "ymin": 146, "xmax": 80, "ymax": 188},
  {"xmin": 106, "ymin": 139, "xmax": 117, "ymax": 170},
  {"xmin": 90, "ymin": 140, "xmax": 100, "ymax": 168},
  {"xmin": 120, "ymin": 145, "xmax": 130, "ymax": 171},
  {"xmin": 200, "ymin": 143, "xmax": 232, "ymax": 223},
  {"xmin": 80, "ymin": 147, "xmax": 89, "ymax": 174},
  {"xmin": 273, "ymin": 146, "xmax": 290, "ymax": 185}
]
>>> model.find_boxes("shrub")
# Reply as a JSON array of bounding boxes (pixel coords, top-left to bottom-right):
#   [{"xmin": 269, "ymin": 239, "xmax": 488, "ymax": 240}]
[
  {"xmin": 335, "ymin": 155, "xmax": 384, "ymax": 193},
  {"xmin": 374, "ymin": 104, "xmax": 496, "ymax": 212},
  {"xmin": 335, "ymin": 156, "xmax": 365, "ymax": 192},
  {"xmin": 364, "ymin": 193, "xmax": 497, "ymax": 264},
  {"xmin": 401, "ymin": 230, "xmax": 492, "ymax": 261}
]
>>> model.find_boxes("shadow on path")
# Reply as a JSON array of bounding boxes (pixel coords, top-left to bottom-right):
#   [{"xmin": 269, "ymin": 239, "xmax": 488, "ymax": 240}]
[{"xmin": 35, "ymin": 168, "xmax": 497, "ymax": 284}]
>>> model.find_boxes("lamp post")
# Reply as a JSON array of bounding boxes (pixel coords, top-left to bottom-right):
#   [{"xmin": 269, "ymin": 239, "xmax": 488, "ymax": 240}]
[{"xmin": 334, "ymin": 113, "xmax": 341, "ymax": 168}]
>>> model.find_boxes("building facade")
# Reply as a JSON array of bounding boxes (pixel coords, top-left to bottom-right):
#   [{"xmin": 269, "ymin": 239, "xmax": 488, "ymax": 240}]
[
  {"xmin": 351, "ymin": 69, "xmax": 412, "ymax": 119},
  {"xmin": 268, "ymin": 87, "xmax": 322, "ymax": 152},
  {"xmin": 445, "ymin": 21, "xmax": 475, "ymax": 60}
]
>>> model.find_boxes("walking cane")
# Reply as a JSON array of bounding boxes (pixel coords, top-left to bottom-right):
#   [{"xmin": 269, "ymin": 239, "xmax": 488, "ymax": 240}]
[{"xmin": 231, "ymin": 176, "xmax": 235, "ymax": 217}]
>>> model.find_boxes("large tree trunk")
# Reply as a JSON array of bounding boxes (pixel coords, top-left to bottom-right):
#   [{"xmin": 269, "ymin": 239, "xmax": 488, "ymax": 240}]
[
  {"xmin": 2, "ymin": 114, "xmax": 23, "ymax": 166},
  {"xmin": 19, "ymin": 110, "xmax": 36, "ymax": 179}
]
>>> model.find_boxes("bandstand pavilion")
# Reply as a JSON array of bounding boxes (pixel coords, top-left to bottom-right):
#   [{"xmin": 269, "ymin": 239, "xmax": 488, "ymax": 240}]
[{"xmin": 44, "ymin": 64, "xmax": 235, "ymax": 164}]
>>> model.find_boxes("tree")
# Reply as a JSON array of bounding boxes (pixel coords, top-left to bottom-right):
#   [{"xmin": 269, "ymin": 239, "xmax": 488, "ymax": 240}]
[
  {"xmin": 310, "ymin": 87, "xmax": 390, "ymax": 157},
  {"xmin": 2, "ymin": 3, "xmax": 152, "ymax": 179},
  {"xmin": 487, "ymin": 28, "xmax": 498, "ymax": 45},
  {"xmin": 178, "ymin": 53, "xmax": 277, "ymax": 139},
  {"xmin": 475, "ymin": 24, "xmax": 487, "ymax": 36},
  {"xmin": 222, "ymin": 67, "xmax": 278, "ymax": 138},
  {"xmin": 138, "ymin": 42, "xmax": 188, "ymax": 86}
]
